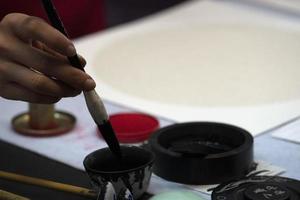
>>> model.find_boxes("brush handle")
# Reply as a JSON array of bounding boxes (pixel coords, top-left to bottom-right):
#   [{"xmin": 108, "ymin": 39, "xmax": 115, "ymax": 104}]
[
  {"xmin": 41, "ymin": 0, "xmax": 86, "ymax": 70},
  {"xmin": 41, "ymin": 0, "xmax": 110, "ymax": 124},
  {"xmin": 41, "ymin": 0, "xmax": 121, "ymax": 157},
  {"xmin": 0, "ymin": 170, "xmax": 96, "ymax": 198},
  {"xmin": 83, "ymin": 90, "xmax": 109, "ymax": 124}
]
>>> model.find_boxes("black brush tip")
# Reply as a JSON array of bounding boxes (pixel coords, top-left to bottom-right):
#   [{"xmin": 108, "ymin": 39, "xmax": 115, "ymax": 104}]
[{"xmin": 97, "ymin": 122, "xmax": 122, "ymax": 158}]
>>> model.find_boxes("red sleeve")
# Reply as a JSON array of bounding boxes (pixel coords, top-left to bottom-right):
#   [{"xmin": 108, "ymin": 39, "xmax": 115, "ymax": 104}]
[{"xmin": 0, "ymin": 0, "xmax": 106, "ymax": 38}]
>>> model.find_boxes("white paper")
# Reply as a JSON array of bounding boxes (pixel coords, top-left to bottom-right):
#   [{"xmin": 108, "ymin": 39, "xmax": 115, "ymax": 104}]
[
  {"xmin": 0, "ymin": 97, "xmax": 106, "ymax": 170},
  {"xmin": 272, "ymin": 117, "xmax": 300, "ymax": 144},
  {"xmin": 0, "ymin": 98, "xmax": 285, "ymax": 196},
  {"xmin": 75, "ymin": 0, "xmax": 300, "ymax": 137}
]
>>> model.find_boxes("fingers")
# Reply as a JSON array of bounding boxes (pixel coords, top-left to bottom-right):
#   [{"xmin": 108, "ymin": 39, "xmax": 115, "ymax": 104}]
[
  {"xmin": 0, "ymin": 82, "xmax": 61, "ymax": 104},
  {"xmin": 32, "ymin": 40, "xmax": 87, "ymax": 67},
  {"xmin": 9, "ymin": 43, "xmax": 95, "ymax": 91},
  {"xmin": 2, "ymin": 13, "xmax": 76, "ymax": 56},
  {"xmin": 77, "ymin": 54, "xmax": 87, "ymax": 67},
  {"xmin": 1, "ymin": 61, "xmax": 81, "ymax": 98},
  {"xmin": 7, "ymin": 44, "xmax": 96, "ymax": 91},
  {"xmin": 0, "ymin": 13, "xmax": 94, "ymax": 104}
]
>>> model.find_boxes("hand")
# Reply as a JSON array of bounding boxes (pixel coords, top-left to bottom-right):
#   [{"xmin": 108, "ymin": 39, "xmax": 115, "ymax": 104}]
[{"xmin": 0, "ymin": 13, "xmax": 96, "ymax": 104}]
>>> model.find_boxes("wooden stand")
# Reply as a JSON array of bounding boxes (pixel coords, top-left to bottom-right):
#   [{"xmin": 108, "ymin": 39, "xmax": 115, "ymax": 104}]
[{"xmin": 11, "ymin": 103, "xmax": 76, "ymax": 137}]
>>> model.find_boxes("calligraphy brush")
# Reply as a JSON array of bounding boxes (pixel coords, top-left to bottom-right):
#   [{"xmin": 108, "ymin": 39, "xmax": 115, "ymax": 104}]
[
  {"xmin": 41, "ymin": 0, "xmax": 122, "ymax": 158},
  {"xmin": 0, "ymin": 189, "xmax": 30, "ymax": 200},
  {"xmin": 0, "ymin": 170, "xmax": 96, "ymax": 199}
]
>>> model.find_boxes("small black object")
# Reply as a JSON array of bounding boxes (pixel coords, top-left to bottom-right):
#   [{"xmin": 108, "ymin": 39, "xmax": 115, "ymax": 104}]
[
  {"xmin": 148, "ymin": 122, "xmax": 254, "ymax": 184},
  {"xmin": 212, "ymin": 176, "xmax": 300, "ymax": 200}
]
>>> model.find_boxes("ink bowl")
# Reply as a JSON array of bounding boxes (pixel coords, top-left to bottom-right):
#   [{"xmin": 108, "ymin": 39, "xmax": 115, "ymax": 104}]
[
  {"xmin": 149, "ymin": 122, "xmax": 254, "ymax": 185},
  {"xmin": 83, "ymin": 146, "xmax": 155, "ymax": 199}
]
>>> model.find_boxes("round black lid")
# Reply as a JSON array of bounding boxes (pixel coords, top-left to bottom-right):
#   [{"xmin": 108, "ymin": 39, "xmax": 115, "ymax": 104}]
[{"xmin": 149, "ymin": 122, "xmax": 254, "ymax": 184}]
